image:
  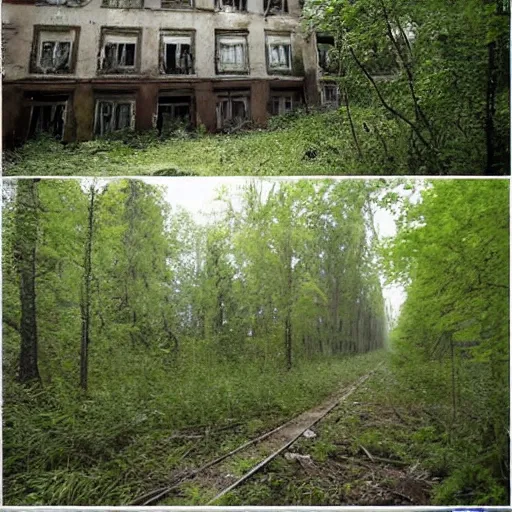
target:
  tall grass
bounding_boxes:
[4,341,385,505]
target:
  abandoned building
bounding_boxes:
[2,0,340,145]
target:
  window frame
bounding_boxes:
[317,34,336,74]
[94,97,136,136]
[265,32,292,74]
[30,25,80,75]
[215,90,250,130]
[263,0,288,16]
[157,94,193,133]
[270,94,294,116]
[159,31,195,75]
[25,93,70,140]
[215,31,249,75]
[98,27,142,75]
[321,82,340,107]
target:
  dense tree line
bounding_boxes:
[382,179,509,503]
[3,178,389,504]
[3,178,386,390]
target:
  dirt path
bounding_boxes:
[137,363,382,505]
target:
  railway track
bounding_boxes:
[131,362,383,506]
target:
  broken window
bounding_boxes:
[94,99,135,136]
[99,31,139,73]
[216,0,246,12]
[263,0,288,15]
[216,92,249,130]
[32,28,77,74]
[266,34,292,73]
[157,96,192,133]
[102,0,143,7]
[316,34,335,73]
[160,34,194,74]
[270,95,293,115]
[216,33,248,74]
[317,44,331,71]
[161,0,193,8]
[321,83,340,107]
[27,94,69,139]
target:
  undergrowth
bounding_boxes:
[3,344,384,505]
[220,359,509,506]
[5,107,416,176]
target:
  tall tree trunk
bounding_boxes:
[80,186,96,392]
[284,234,293,370]
[15,179,41,384]
[285,311,292,371]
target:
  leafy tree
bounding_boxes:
[304,0,510,174]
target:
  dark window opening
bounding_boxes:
[264,0,287,15]
[157,96,192,133]
[216,92,249,130]
[39,41,71,72]
[103,42,136,68]
[270,94,294,115]
[161,0,192,8]
[95,100,134,136]
[317,43,334,72]
[322,83,339,107]
[164,43,193,74]
[317,35,336,73]
[28,99,67,139]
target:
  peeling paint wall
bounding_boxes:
[3,0,315,80]
[2,0,322,144]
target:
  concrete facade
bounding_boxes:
[2,0,323,145]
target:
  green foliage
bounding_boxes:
[304,0,510,174]
[3,105,487,177]
[3,177,389,504]
[432,465,508,505]
[311,440,337,462]
[382,179,510,503]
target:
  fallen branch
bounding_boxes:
[359,444,375,462]
[390,490,413,502]
[371,455,410,466]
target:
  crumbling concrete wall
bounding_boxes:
[2,0,321,143]
[3,0,316,80]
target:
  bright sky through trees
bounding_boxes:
[151,177,407,319]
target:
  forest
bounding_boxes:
[4,0,510,176]
[3,178,510,505]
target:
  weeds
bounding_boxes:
[4,109,416,176]
[4,348,384,505]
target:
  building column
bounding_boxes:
[2,85,25,148]
[195,82,217,132]
[74,84,95,142]
[250,81,270,127]
[136,83,159,132]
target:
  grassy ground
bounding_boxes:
[3,109,407,176]
[216,363,509,506]
[4,348,385,505]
